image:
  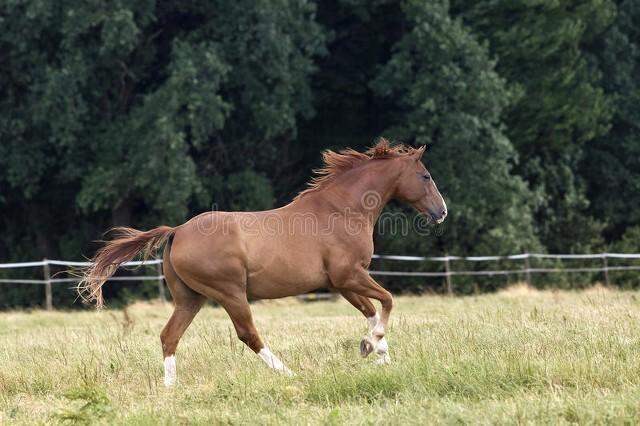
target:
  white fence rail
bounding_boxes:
[371,253,640,294]
[0,258,164,310]
[1,254,639,309]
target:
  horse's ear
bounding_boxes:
[414,145,426,161]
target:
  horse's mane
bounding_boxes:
[294,137,419,200]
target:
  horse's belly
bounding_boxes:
[245,253,328,299]
[247,279,325,299]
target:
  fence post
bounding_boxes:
[524,253,532,287]
[602,254,610,286]
[43,258,53,310]
[444,255,453,296]
[156,263,166,303]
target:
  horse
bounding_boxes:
[79,138,447,386]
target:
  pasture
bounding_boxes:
[1,286,640,425]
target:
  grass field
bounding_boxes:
[1,285,640,425]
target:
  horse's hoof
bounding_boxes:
[360,336,375,358]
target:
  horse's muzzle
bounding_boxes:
[431,209,447,224]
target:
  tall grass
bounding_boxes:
[1,285,640,424]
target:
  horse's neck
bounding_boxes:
[316,161,400,225]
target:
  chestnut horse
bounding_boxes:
[79,138,447,386]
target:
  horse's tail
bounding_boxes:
[78,226,176,309]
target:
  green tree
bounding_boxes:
[0,0,325,258]
[609,225,640,287]
[453,0,615,253]
[371,0,540,262]
[0,0,325,307]
[583,0,640,241]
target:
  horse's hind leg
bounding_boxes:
[339,290,391,364]
[219,294,294,376]
[160,247,205,386]
[174,268,295,376]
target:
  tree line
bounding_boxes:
[1,0,639,306]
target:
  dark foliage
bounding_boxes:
[1,0,639,307]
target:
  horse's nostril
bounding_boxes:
[441,209,447,217]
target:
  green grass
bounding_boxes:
[2,285,640,425]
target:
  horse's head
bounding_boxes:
[393,146,447,224]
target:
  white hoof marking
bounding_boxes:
[258,348,294,376]
[366,313,391,364]
[367,313,380,331]
[164,355,176,387]
[376,336,389,355]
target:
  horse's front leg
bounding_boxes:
[340,290,391,364]
[332,267,393,360]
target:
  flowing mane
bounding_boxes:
[295,137,419,200]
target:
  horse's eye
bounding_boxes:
[423,174,431,181]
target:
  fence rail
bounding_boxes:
[370,253,640,294]
[0,258,164,310]
[1,253,639,309]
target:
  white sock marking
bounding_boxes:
[164,355,176,387]
[258,348,294,376]
[366,312,391,363]
[367,312,380,331]
[376,336,389,354]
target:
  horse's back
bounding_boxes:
[169,210,331,299]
